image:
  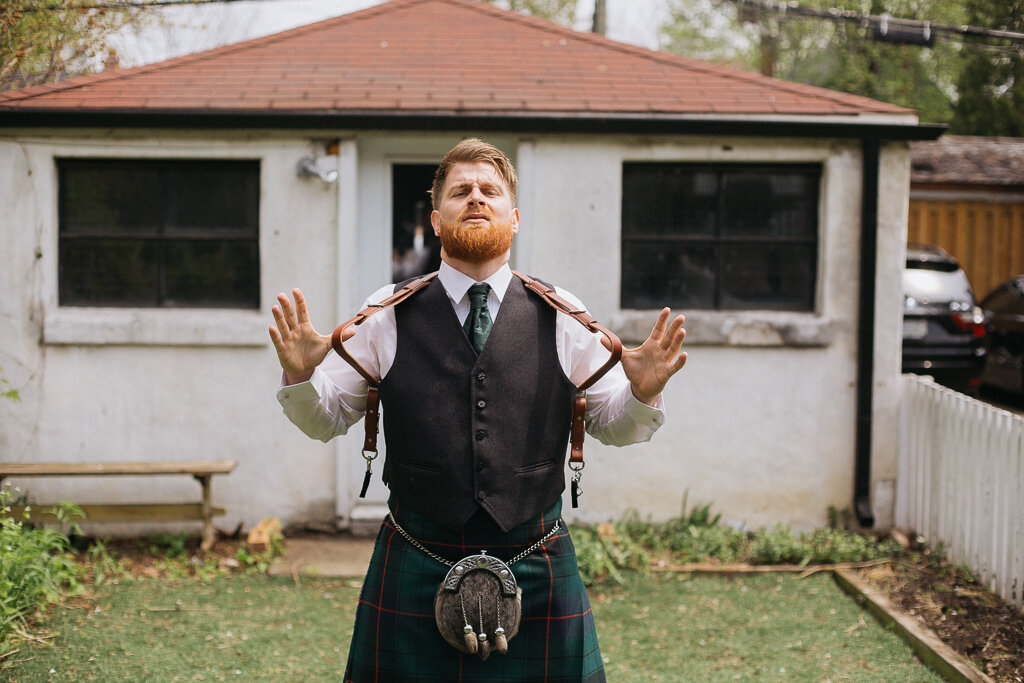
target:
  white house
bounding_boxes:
[0,0,943,537]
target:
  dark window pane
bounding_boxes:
[59,239,160,306]
[622,243,716,309]
[58,159,260,308]
[719,243,817,311]
[623,164,717,236]
[164,240,260,307]
[60,162,163,235]
[166,163,261,235]
[621,163,819,311]
[721,172,776,238]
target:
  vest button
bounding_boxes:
[477,373,486,381]
[477,490,486,500]
[475,430,487,440]
[476,400,486,409]
[477,460,485,471]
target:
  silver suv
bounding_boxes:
[902,243,986,393]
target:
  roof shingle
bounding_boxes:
[0,0,912,119]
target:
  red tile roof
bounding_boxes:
[0,0,912,119]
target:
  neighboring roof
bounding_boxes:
[0,0,939,138]
[910,136,1024,186]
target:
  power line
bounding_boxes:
[22,0,298,12]
[725,0,1024,46]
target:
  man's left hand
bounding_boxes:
[610,308,687,406]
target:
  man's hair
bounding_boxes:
[430,138,518,210]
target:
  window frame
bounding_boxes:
[620,161,823,313]
[57,157,262,310]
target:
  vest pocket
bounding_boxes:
[399,459,443,472]
[515,459,555,474]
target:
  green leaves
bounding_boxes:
[479,0,578,26]
[659,0,1019,130]
[1,1,141,91]
[0,489,85,652]
[952,0,1024,136]
[574,494,904,586]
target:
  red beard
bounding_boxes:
[438,212,515,264]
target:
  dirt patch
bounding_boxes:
[855,554,1024,682]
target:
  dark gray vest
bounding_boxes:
[378,276,577,531]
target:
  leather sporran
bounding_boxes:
[433,552,522,661]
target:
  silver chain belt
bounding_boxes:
[386,512,562,567]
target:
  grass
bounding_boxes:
[10,571,942,681]
[593,572,942,682]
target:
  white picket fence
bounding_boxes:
[897,374,1024,610]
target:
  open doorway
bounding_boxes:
[392,164,441,282]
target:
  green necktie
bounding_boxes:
[464,283,493,354]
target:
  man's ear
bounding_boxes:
[430,210,441,236]
[511,207,520,234]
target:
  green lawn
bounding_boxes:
[11,571,941,681]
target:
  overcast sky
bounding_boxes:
[111,0,673,68]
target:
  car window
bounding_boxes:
[1009,292,1024,315]
[903,267,975,305]
[982,285,1016,313]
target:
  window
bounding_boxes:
[58,159,260,308]
[621,163,820,311]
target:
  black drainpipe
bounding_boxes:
[854,138,880,528]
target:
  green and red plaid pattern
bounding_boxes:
[344,499,606,682]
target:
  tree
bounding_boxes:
[479,0,578,26]
[952,0,1024,136]
[661,0,968,126]
[1,1,140,91]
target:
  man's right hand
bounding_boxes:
[269,288,333,385]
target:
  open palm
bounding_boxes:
[269,288,333,384]
[617,308,687,405]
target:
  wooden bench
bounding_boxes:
[0,460,237,550]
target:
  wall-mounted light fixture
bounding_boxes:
[297,157,339,184]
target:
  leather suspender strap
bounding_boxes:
[331,272,437,499]
[511,272,624,508]
[330,269,624,506]
[331,272,439,387]
[511,271,623,392]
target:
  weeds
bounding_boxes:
[574,494,905,585]
[0,487,85,652]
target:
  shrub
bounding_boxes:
[0,487,84,651]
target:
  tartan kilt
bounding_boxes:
[344,498,606,683]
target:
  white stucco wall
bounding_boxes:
[0,127,910,536]
[0,131,348,534]
[517,136,908,531]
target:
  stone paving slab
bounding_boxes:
[268,536,375,578]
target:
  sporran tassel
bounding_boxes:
[494,594,508,653]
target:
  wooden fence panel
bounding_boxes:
[908,197,1024,299]
[897,374,1024,610]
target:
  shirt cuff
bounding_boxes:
[276,368,323,404]
[624,391,666,429]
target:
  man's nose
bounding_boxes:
[468,188,486,205]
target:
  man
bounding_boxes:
[270,138,687,681]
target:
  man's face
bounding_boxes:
[431,161,520,264]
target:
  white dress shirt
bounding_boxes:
[277,262,665,445]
